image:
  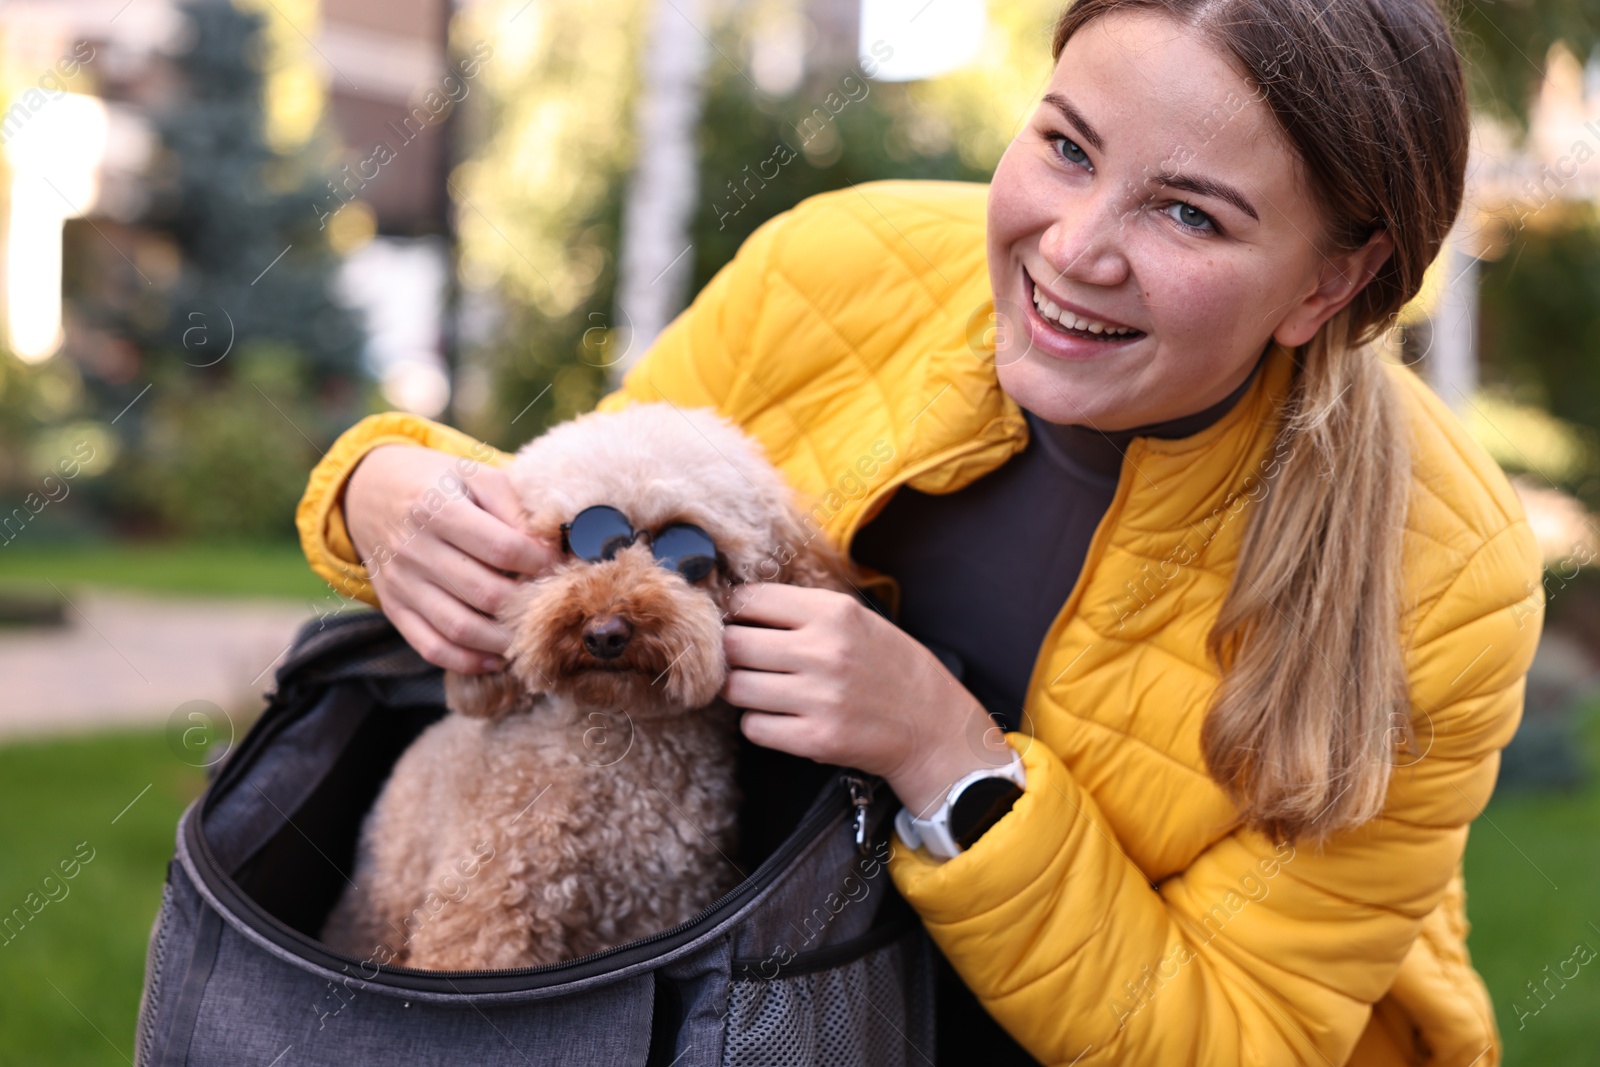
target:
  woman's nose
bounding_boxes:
[1038,191,1132,288]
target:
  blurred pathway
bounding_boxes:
[0,591,318,739]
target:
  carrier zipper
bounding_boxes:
[845,774,874,856]
[186,768,883,994]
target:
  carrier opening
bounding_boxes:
[226,692,837,948]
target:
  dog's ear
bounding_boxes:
[770,515,857,594]
[444,669,531,721]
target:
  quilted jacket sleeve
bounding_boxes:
[296,211,788,604]
[890,517,1543,1066]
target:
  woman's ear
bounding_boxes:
[444,669,532,721]
[1273,228,1395,347]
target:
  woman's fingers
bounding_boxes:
[469,466,549,538]
[726,582,831,628]
[406,535,524,618]
[436,470,558,577]
[737,703,877,769]
[720,666,809,716]
[406,577,511,657]
[347,447,553,579]
[384,599,501,674]
[737,708,815,758]
[722,621,805,674]
[375,550,510,662]
[438,513,553,579]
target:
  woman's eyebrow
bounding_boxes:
[1042,92,1105,152]
[1158,172,1261,222]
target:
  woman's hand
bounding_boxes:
[721,583,1015,816]
[344,444,560,674]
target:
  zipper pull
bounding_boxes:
[845,774,874,855]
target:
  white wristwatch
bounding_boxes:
[895,753,1026,861]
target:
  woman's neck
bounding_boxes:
[1026,348,1268,483]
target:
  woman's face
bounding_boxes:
[987,12,1383,430]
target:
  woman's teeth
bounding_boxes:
[1031,286,1137,337]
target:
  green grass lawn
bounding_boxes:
[0,730,206,1067]
[1462,702,1600,1066]
[0,718,1593,1065]
[0,542,334,601]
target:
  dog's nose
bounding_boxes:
[582,615,633,659]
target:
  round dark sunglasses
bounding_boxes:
[559,505,720,584]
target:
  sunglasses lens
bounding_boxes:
[651,524,718,583]
[566,506,636,562]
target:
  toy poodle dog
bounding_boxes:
[321,403,853,971]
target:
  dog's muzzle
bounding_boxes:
[581,614,633,660]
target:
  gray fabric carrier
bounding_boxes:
[135,611,935,1066]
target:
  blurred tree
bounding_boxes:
[101,345,322,540]
[689,0,1059,300]
[688,46,992,298]
[611,0,710,361]
[1460,0,1600,127]
[448,0,646,450]
[0,355,90,493]
[1478,206,1600,507]
[126,0,362,382]
[70,0,365,540]
[454,0,1062,449]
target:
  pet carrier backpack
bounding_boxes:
[135,610,936,1066]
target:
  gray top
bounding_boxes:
[851,349,1266,732]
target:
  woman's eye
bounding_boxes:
[1164,202,1216,232]
[1047,133,1091,169]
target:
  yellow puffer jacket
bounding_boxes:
[297,181,1543,1066]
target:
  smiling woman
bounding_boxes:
[992,3,1434,844]
[298,1,1541,1064]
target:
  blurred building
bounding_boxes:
[0,0,170,365]
[319,0,455,417]
[320,0,450,236]
[0,0,456,414]
[1429,44,1600,412]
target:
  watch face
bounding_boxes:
[949,777,1023,850]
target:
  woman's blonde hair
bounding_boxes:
[1052,0,1469,843]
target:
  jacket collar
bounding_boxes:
[893,334,1297,537]
[1117,342,1296,537]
